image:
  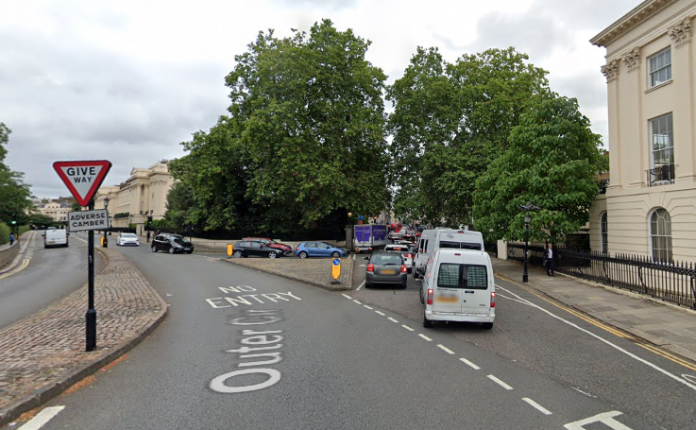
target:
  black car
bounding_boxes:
[151,234,194,254]
[232,240,284,259]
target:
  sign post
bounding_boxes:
[53,160,112,352]
[331,258,341,284]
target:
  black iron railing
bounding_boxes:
[506,244,695,309]
[646,164,675,186]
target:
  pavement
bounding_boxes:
[1,243,695,427]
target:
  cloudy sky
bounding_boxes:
[1,0,640,199]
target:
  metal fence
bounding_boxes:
[506,244,696,309]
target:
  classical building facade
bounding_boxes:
[36,200,72,223]
[590,0,696,262]
[94,160,176,232]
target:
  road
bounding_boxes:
[5,246,694,429]
[0,230,105,329]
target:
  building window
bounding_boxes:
[647,113,674,186]
[648,48,671,87]
[650,208,672,262]
[600,212,608,254]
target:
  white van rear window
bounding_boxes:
[437,264,488,289]
[439,241,482,250]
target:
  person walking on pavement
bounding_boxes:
[545,243,555,276]
[9,233,15,246]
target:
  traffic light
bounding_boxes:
[10,214,17,225]
[147,216,153,230]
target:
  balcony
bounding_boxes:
[646,164,675,187]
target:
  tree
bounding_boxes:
[472,94,603,244]
[0,122,32,225]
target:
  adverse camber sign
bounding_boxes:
[53,160,112,206]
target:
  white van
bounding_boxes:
[414,228,484,278]
[44,228,69,248]
[420,249,495,329]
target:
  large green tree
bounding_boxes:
[472,94,603,244]
[0,123,33,226]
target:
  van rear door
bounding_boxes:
[432,262,463,314]
[460,264,491,315]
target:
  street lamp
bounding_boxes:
[103,197,109,248]
[519,201,540,283]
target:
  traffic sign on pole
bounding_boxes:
[53,160,112,206]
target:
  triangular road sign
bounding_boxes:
[53,160,112,206]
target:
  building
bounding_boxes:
[35,198,74,223]
[94,160,175,233]
[590,0,696,262]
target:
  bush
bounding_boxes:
[0,223,9,245]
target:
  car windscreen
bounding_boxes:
[122,234,137,238]
[437,264,488,289]
[439,241,482,250]
[371,254,402,266]
[173,238,189,245]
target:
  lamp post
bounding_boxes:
[519,201,540,283]
[102,197,109,248]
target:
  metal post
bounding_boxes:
[86,200,97,351]
[523,220,529,283]
[102,197,109,248]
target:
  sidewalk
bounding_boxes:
[0,247,168,428]
[492,258,696,363]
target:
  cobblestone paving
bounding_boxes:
[0,248,167,426]
[225,256,354,290]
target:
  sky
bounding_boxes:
[1,0,640,199]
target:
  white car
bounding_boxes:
[117,232,140,246]
[384,243,414,273]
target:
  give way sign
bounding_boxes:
[53,160,112,206]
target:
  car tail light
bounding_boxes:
[426,289,434,305]
[355,247,360,252]
[367,263,374,272]
[400,265,407,273]
[404,253,412,258]
[490,292,496,308]
[455,253,461,256]
[369,247,373,252]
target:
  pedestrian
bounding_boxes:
[9,233,14,246]
[146,230,151,243]
[545,243,555,276]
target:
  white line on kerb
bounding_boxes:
[496,285,696,392]
[487,374,513,390]
[363,305,373,310]
[419,334,432,341]
[356,281,365,291]
[18,406,65,430]
[353,300,362,305]
[402,325,414,331]
[459,358,480,370]
[375,311,385,316]
[437,344,455,355]
[341,294,352,299]
[388,317,399,323]
[522,398,552,415]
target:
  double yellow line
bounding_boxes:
[0,258,30,281]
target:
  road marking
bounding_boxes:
[17,406,65,430]
[402,325,414,331]
[356,281,365,291]
[418,334,432,341]
[437,344,455,355]
[375,311,385,316]
[388,317,399,323]
[0,258,30,280]
[496,284,696,392]
[459,357,480,370]
[638,343,696,373]
[363,305,373,310]
[487,374,513,390]
[341,294,352,299]
[353,300,362,305]
[522,398,552,415]
[564,411,633,430]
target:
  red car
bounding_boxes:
[242,237,293,255]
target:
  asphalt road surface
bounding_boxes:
[6,246,694,430]
[0,230,105,329]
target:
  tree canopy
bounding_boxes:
[0,122,33,226]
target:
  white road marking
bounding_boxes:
[356,280,365,291]
[418,334,432,341]
[522,398,552,415]
[388,317,399,323]
[437,344,455,355]
[352,254,356,260]
[459,357,480,370]
[402,325,414,331]
[487,374,513,390]
[341,294,352,299]
[17,406,65,430]
[353,300,362,305]
[375,311,385,316]
[363,305,373,310]
[497,284,696,392]
[564,411,633,430]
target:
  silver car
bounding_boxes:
[365,251,408,288]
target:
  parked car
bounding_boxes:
[117,232,140,246]
[151,234,194,254]
[384,243,415,273]
[364,251,408,288]
[295,242,349,259]
[242,237,292,255]
[232,240,285,258]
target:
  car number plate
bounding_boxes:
[436,296,458,303]
[381,269,396,275]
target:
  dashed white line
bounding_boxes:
[375,311,385,316]
[17,406,65,430]
[459,358,480,370]
[363,305,373,310]
[487,374,513,390]
[418,334,432,342]
[356,281,365,291]
[437,344,455,355]
[353,300,362,305]
[402,325,414,331]
[388,317,399,323]
[522,398,552,415]
[341,294,352,299]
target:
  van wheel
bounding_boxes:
[482,322,494,330]
[423,310,433,328]
[419,286,424,304]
